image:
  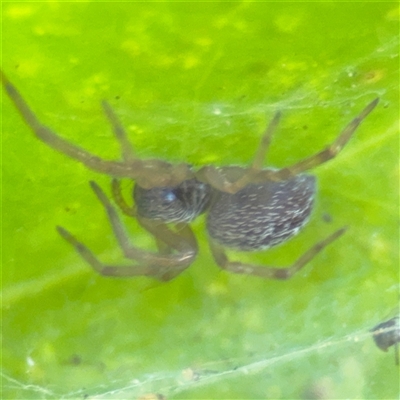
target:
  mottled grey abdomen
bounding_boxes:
[207,174,316,251]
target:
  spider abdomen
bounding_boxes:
[207,174,316,251]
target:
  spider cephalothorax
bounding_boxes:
[134,178,212,223]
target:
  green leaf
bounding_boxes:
[2,2,399,399]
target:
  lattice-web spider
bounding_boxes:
[2,71,379,281]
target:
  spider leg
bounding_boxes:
[57,220,195,282]
[145,222,198,258]
[265,98,380,181]
[101,101,136,162]
[111,178,137,217]
[93,181,196,277]
[196,99,378,193]
[251,110,282,170]
[56,226,154,277]
[1,70,143,176]
[209,226,347,280]
[137,218,198,254]
[57,226,190,281]
[110,175,174,264]
[90,180,196,257]
[56,181,197,281]
[195,112,282,194]
[135,219,199,281]
[1,71,194,187]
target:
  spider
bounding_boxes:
[371,314,400,366]
[2,71,379,281]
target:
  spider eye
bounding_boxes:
[162,190,177,203]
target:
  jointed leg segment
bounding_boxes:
[57,181,197,281]
[267,98,379,181]
[1,71,194,187]
[197,98,379,193]
[102,101,136,162]
[209,226,348,280]
[1,71,142,177]
[111,179,137,217]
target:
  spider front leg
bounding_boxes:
[57,181,197,281]
[1,71,137,177]
[209,227,347,280]
[263,97,380,182]
[91,180,198,276]
[101,100,135,162]
[196,98,379,193]
[1,71,194,187]
[111,178,137,217]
